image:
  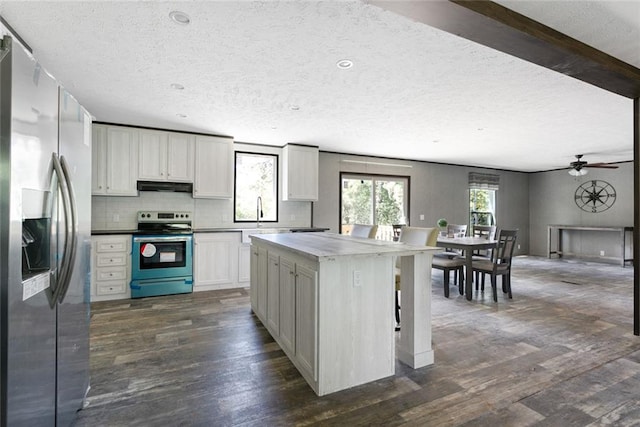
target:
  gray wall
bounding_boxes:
[314,152,530,256]
[529,162,633,260]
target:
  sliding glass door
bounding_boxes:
[340,173,409,240]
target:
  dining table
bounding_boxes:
[436,236,498,300]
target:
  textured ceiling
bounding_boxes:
[0,1,638,172]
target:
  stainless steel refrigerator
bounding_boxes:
[0,31,91,426]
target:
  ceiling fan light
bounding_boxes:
[568,168,588,176]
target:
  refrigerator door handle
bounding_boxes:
[51,153,76,303]
[58,155,78,303]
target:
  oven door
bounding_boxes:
[131,234,193,280]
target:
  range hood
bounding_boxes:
[137,181,193,193]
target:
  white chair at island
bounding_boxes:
[349,223,378,239]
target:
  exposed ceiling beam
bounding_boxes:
[368,0,640,99]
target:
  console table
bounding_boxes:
[547,225,633,267]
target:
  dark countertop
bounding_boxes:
[91,229,138,235]
[91,227,330,236]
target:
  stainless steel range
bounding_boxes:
[130,211,193,298]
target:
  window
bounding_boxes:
[234,152,278,222]
[469,189,496,226]
[340,173,409,240]
[468,172,498,226]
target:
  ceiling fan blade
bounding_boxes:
[586,163,619,169]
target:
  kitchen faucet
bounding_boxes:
[256,196,264,228]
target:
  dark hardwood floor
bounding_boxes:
[75,256,640,426]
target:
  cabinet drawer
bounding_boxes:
[96,267,127,281]
[96,281,127,295]
[96,253,127,267]
[96,240,128,253]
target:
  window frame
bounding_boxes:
[469,188,497,227]
[234,151,279,224]
[339,172,410,238]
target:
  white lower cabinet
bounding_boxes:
[193,233,237,291]
[266,252,280,334]
[193,232,256,291]
[238,245,251,283]
[278,257,296,355]
[293,263,318,381]
[250,246,318,384]
[91,235,132,301]
[250,245,268,322]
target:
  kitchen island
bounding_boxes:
[250,232,440,396]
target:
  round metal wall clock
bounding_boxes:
[574,180,616,213]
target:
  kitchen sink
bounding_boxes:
[241,228,288,244]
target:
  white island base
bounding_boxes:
[250,232,439,396]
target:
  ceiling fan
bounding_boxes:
[568,154,619,176]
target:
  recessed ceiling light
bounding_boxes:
[170,83,185,90]
[336,59,353,69]
[176,113,187,118]
[169,11,191,25]
[271,126,278,130]
[290,105,300,111]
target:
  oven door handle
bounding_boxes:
[133,236,192,243]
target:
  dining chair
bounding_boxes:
[447,224,468,238]
[349,224,378,239]
[471,225,496,257]
[471,229,518,302]
[435,224,468,259]
[434,224,468,289]
[392,224,404,241]
[394,226,438,330]
[431,255,465,298]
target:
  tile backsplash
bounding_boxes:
[92,192,312,231]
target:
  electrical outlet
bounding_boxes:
[600,250,605,256]
[353,270,362,287]
[419,214,425,220]
[517,244,521,250]
[112,214,119,222]
[290,214,296,221]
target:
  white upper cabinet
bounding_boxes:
[167,133,195,182]
[91,125,107,195]
[193,135,234,199]
[92,124,139,196]
[282,144,318,201]
[138,130,194,182]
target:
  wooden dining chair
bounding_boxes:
[431,256,465,298]
[433,223,469,286]
[471,224,497,283]
[349,224,378,239]
[435,224,468,259]
[471,225,496,258]
[447,224,468,238]
[471,229,518,302]
[394,226,438,330]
